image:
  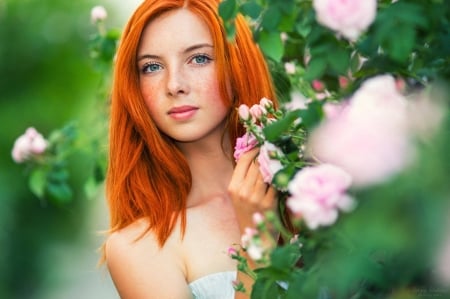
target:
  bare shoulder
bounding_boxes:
[105,219,192,299]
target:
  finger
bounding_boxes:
[229,149,259,191]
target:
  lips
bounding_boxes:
[168,105,199,121]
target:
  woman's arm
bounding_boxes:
[105,223,193,299]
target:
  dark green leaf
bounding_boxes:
[328,48,351,74]
[218,0,237,21]
[263,110,301,142]
[261,6,282,31]
[239,1,262,19]
[303,57,327,81]
[47,182,73,203]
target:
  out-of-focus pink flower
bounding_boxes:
[234,132,258,161]
[252,212,264,225]
[285,92,309,111]
[284,62,296,75]
[308,75,414,187]
[238,104,250,121]
[227,246,238,257]
[247,243,264,261]
[312,80,325,91]
[287,164,354,229]
[12,127,48,163]
[91,5,107,23]
[241,227,258,248]
[257,142,284,184]
[280,32,289,43]
[313,0,377,41]
[339,76,349,89]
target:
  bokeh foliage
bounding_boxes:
[0,0,113,298]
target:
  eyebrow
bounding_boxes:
[137,43,214,62]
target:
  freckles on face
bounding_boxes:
[136,8,230,143]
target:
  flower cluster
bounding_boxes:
[235,95,356,230]
[12,127,48,163]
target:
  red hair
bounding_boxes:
[106,0,277,248]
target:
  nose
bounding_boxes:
[166,67,189,97]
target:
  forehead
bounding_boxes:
[138,8,213,54]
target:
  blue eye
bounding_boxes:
[142,63,162,73]
[192,54,211,65]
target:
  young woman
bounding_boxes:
[104,0,278,298]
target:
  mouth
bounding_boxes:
[168,105,199,121]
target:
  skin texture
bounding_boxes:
[105,2,277,298]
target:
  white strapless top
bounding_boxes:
[189,271,237,299]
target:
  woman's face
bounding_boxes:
[137,8,229,143]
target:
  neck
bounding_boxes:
[176,134,234,206]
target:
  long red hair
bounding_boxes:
[106,0,277,247]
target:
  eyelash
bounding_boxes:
[140,53,213,74]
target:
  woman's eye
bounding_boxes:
[142,63,162,73]
[191,54,211,65]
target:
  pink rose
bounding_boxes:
[313,0,377,41]
[287,164,354,230]
[12,127,48,163]
[249,104,266,121]
[234,132,258,161]
[308,75,414,187]
[238,104,250,121]
[257,142,283,184]
[259,97,274,110]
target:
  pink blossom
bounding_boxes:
[308,75,414,187]
[285,92,309,111]
[227,247,238,257]
[249,104,266,121]
[247,243,264,261]
[312,80,325,91]
[259,97,274,110]
[12,127,48,163]
[339,76,349,89]
[91,5,107,23]
[241,227,258,248]
[238,104,250,121]
[257,142,283,184]
[313,0,377,41]
[234,132,258,161]
[286,164,354,229]
[252,212,264,225]
[284,62,296,75]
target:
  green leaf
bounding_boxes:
[303,57,327,81]
[29,168,47,198]
[218,0,237,21]
[261,6,282,31]
[239,1,262,19]
[47,182,73,203]
[298,100,324,130]
[259,31,284,62]
[387,25,416,63]
[263,110,301,142]
[328,47,351,74]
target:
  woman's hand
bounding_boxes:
[229,149,278,299]
[228,148,277,231]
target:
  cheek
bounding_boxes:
[140,82,162,120]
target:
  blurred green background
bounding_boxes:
[0,1,139,298]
